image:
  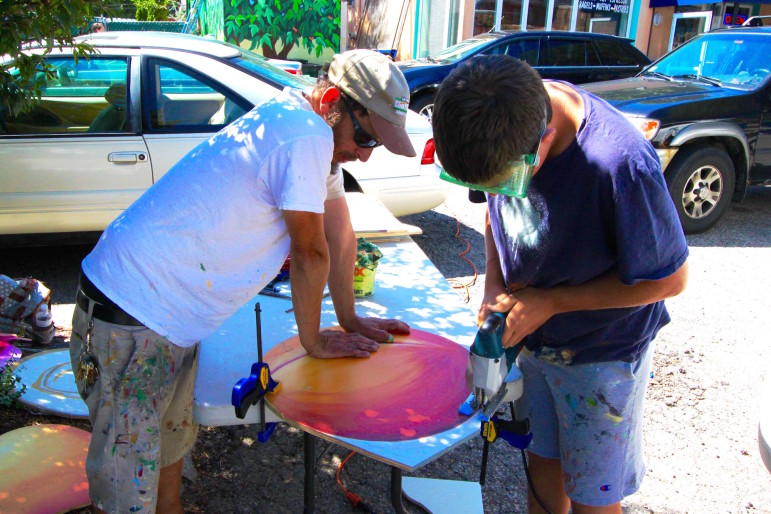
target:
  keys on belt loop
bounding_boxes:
[76,299,100,395]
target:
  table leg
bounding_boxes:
[304,432,315,514]
[391,466,407,514]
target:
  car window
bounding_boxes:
[2,57,129,135]
[648,33,771,89]
[594,40,641,66]
[543,39,587,66]
[431,35,498,64]
[586,42,601,66]
[144,58,248,132]
[228,51,313,90]
[492,39,540,66]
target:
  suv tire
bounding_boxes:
[665,145,735,234]
[410,93,435,122]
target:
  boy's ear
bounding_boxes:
[319,86,341,115]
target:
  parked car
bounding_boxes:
[0,32,447,241]
[267,57,303,75]
[398,30,651,120]
[582,26,771,234]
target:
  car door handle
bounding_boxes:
[108,152,148,164]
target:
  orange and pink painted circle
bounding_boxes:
[265,328,471,441]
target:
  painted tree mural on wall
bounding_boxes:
[200,0,225,40]
[224,0,340,60]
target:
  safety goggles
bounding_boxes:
[439,126,545,198]
[340,95,382,149]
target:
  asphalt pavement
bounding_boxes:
[2,183,770,512]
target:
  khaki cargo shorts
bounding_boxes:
[70,304,199,513]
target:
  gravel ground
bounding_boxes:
[2,184,770,513]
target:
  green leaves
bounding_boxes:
[1,0,109,117]
[0,362,26,408]
[223,0,341,60]
[133,0,173,22]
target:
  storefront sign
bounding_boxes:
[723,13,747,25]
[578,0,630,14]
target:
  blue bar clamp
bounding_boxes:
[231,303,281,442]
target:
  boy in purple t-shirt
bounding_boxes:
[432,55,689,513]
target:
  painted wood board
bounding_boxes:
[0,424,91,514]
[194,238,482,470]
[16,348,89,419]
[346,192,422,238]
[265,328,470,442]
[402,477,484,514]
[0,339,22,367]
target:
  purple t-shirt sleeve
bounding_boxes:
[611,149,689,285]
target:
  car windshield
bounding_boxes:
[431,35,497,64]
[646,32,771,90]
[224,44,314,90]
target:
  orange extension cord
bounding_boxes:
[337,451,369,510]
[448,216,478,303]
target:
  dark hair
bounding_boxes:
[432,55,551,184]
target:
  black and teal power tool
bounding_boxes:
[461,312,524,417]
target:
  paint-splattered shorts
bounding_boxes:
[70,304,199,513]
[515,342,654,506]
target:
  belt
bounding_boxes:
[76,288,143,326]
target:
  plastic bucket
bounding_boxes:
[353,265,377,297]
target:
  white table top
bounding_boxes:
[193,237,483,471]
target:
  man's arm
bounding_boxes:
[323,196,410,341]
[322,196,357,328]
[283,209,331,354]
[284,209,380,358]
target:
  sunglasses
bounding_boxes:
[439,125,546,198]
[340,95,382,149]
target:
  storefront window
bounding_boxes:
[418,0,432,57]
[474,0,496,35]
[552,0,574,31]
[527,0,548,29]
[720,3,753,26]
[575,0,630,36]
[502,0,524,31]
[447,0,461,46]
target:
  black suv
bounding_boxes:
[398,31,650,120]
[583,27,771,234]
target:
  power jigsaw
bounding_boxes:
[463,312,524,417]
[461,312,532,485]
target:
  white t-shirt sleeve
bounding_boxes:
[264,135,334,213]
[326,165,345,200]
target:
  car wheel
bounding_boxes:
[410,94,435,122]
[664,145,735,234]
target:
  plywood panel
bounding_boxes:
[266,328,470,442]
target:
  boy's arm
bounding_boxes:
[497,260,689,348]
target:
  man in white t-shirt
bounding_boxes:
[69,50,416,514]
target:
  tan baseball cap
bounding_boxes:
[328,50,416,157]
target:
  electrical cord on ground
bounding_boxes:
[336,451,373,512]
[506,403,555,514]
[447,216,478,303]
[520,449,556,514]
